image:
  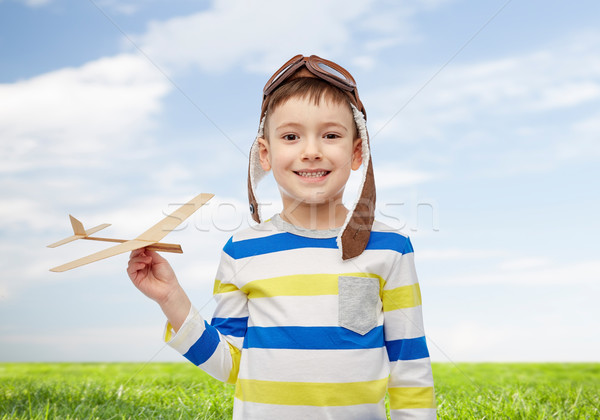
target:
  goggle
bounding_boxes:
[262,54,365,117]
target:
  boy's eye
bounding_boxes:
[324,133,340,139]
[283,134,298,141]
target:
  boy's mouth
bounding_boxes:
[294,170,331,178]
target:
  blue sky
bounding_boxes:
[1,0,599,363]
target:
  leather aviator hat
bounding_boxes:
[247,54,376,260]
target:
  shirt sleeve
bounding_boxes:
[383,236,437,419]
[164,242,248,385]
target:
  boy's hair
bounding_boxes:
[262,77,358,139]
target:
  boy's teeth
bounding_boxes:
[298,171,327,177]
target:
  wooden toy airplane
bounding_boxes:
[48,193,214,272]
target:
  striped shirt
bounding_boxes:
[166,215,436,419]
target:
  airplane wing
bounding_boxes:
[50,240,151,272]
[136,193,214,242]
[47,234,85,248]
[49,193,214,272]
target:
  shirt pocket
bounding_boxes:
[338,276,380,335]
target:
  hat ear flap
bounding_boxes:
[248,169,260,223]
[338,104,375,260]
[339,157,375,259]
[248,114,267,223]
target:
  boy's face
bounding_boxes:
[258,96,362,212]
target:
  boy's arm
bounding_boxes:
[128,247,243,384]
[161,245,248,385]
[383,238,437,420]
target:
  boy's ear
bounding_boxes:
[351,138,363,171]
[258,137,271,171]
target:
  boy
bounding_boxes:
[128,55,436,419]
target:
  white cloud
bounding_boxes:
[0,53,171,173]
[11,0,51,7]
[136,0,358,73]
[0,197,53,231]
[497,257,550,271]
[428,319,600,362]
[97,0,139,15]
[0,53,176,302]
[418,248,505,261]
[368,30,600,173]
[376,166,436,189]
[442,259,600,286]
[374,42,600,133]
[133,0,448,74]
[0,324,178,362]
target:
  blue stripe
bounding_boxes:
[385,336,429,361]
[224,231,413,259]
[210,316,248,337]
[183,321,220,366]
[368,232,414,254]
[223,233,337,259]
[243,325,384,350]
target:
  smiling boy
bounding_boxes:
[128,55,436,419]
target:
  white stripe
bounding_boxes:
[213,291,249,319]
[232,219,280,241]
[166,306,206,354]
[197,340,233,383]
[229,247,350,282]
[238,347,390,382]
[248,295,384,329]
[248,295,338,327]
[389,408,437,420]
[385,251,418,288]
[383,306,426,340]
[388,358,435,387]
[234,399,388,420]
[221,334,244,351]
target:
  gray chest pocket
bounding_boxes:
[338,276,380,335]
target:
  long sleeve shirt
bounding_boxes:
[165,215,436,419]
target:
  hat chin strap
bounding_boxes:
[247,104,375,260]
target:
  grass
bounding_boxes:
[0,363,233,419]
[1,362,598,419]
[433,363,600,419]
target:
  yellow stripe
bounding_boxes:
[383,283,422,311]
[388,386,436,409]
[226,343,241,385]
[164,322,174,342]
[213,279,240,295]
[235,377,388,406]
[212,279,221,295]
[240,272,383,299]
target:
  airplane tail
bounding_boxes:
[70,215,86,235]
[47,216,111,248]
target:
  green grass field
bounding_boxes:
[1,362,598,419]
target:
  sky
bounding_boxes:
[1,0,599,363]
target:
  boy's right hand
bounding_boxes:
[127,248,192,333]
[127,248,178,305]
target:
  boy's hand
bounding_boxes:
[127,248,192,332]
[127,248,178,304]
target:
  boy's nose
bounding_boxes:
[301,137,322,160]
